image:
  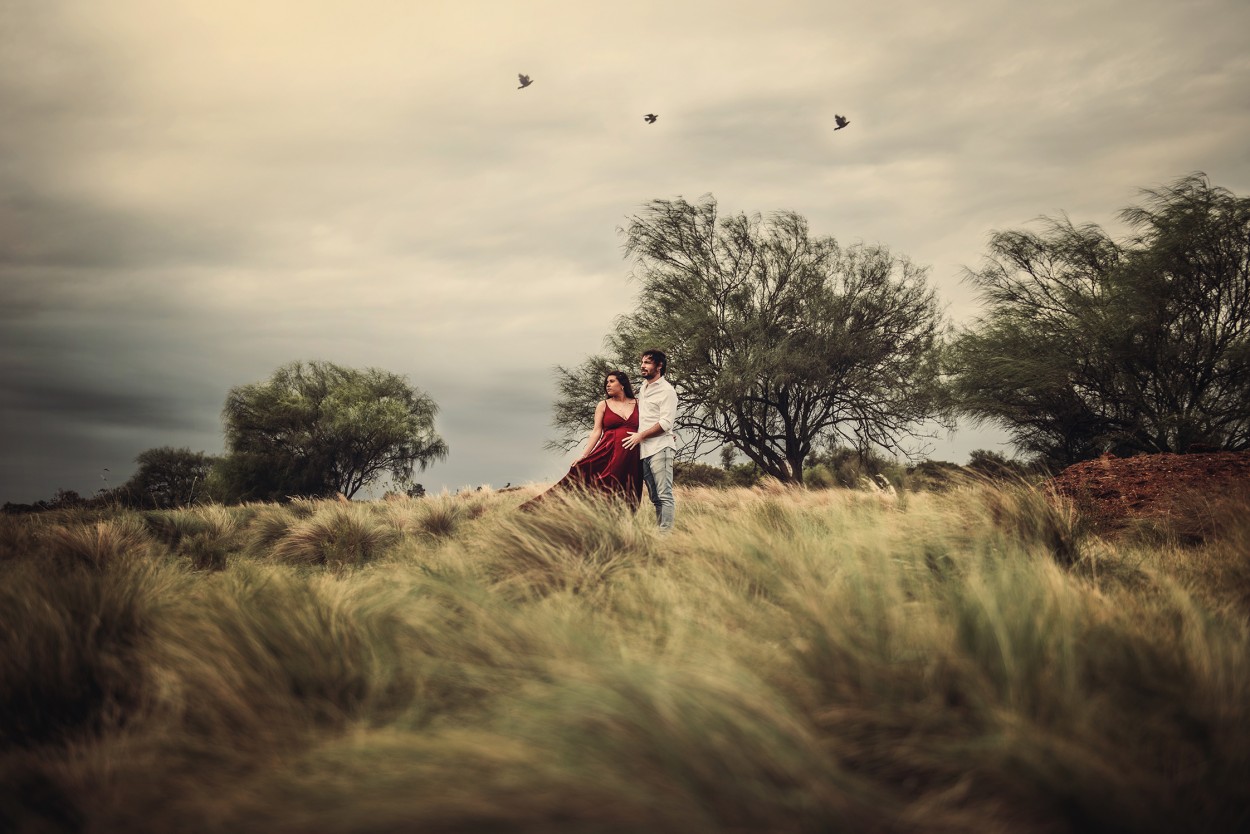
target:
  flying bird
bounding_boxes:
[644,113,658,124]
[517,73,533,89]
[834,114,850,130]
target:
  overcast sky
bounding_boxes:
[2,0,1248,503]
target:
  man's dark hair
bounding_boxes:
[641,349,668,376]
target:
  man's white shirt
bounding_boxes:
[636,375,678,459]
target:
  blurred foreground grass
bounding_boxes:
[2,480,1248,833]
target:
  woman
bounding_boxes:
[521,371,642,510]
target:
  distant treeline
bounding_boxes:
[5,446,1033,515]
[9,173,1249,509]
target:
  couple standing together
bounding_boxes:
[525,349,677,530]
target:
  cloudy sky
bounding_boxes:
[2,0,1248,503]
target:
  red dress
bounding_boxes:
[523,401,642,510]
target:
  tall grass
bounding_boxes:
[0,481,1247,832]
[269,504,400,568]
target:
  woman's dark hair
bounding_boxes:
[604,370,636,400]
[641,349,668,376]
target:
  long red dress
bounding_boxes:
[522,401,642,510]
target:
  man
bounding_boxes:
[623,349,677,531]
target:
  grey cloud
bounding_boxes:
[0,296,238,503]
[0,415,225,506]
[0,353,226,504]
[0,319,224,434]
[2,0,1247,505]
[0,375,200,432]
[671,93,838,169]
[0,188,260,270]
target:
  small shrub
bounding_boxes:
[287,498,319,519]
[247,505,297,553]
[269,506,400,568]
[142,510,210,548]
[751,498,798,535]
[1146,485,1250,547]
[456,492,492,522]
[0,558,180,747]
[0,515,43,562]
[804,464,837,489]
[191,505,241,540]
[480,490,654,597]
[966,449,1033,481]
[904,459,967,492]
[973,480,1087,567]
[674,461,732,488]
[727,462,764,488]
[43,517,156,571]
[145,506,244,570]
[183,533,231,571]
[140,565,420,746]
[807,447,905,490]
[416,500,463,539]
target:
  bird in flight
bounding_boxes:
[834,114,850,130]
[517,74,533,89]
[644,113,658,124]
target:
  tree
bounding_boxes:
[551,196,948,484]
[965,449,1030,480]
[218,361,448,501]
[948,174,1250,467]
[122,447,218,508]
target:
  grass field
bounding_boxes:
[2,480,1248,833]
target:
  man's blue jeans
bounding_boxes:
[641,446,674,531]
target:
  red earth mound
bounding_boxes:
[1050,451,1250,530]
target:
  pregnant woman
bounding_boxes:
[521,370,642,510]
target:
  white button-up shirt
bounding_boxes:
[636,374,678,459]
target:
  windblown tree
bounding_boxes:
[948,174,1250,467]
[122,447,218,509]
[218,361,447,501]
[551,196,947,484]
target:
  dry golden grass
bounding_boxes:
[0,481,1247,833]
[269,504,400,568]
[43,516,157,570]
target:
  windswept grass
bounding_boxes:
[246,503,298,553]
[0,481,1248,832]
[0,555,185,748]
[269,504,400,568]
[475,488,657,598]
[143,505,247,570]
[43,516,157,570]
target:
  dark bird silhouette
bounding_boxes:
[834,114,850,130]
[517,74,533,89]
[644,113,658,124]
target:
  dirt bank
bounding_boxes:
[1050,451,1250,531]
